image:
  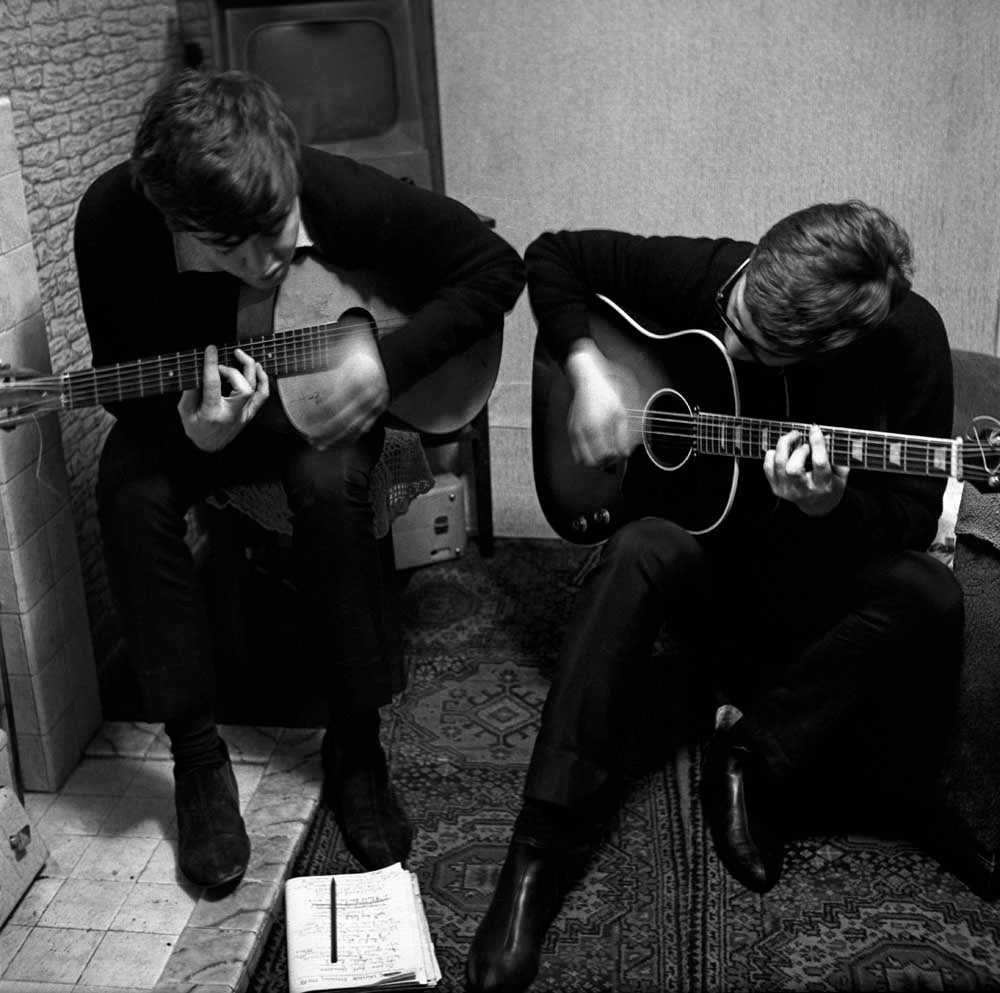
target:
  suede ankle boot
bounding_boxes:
[321,714,413,870]
[174,740,250,889]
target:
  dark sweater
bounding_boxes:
[525,229,954,556]
[73,146,525,442]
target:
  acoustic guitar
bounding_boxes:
[531,294,1000,545]
[0,253,501,437]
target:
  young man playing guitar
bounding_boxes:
[74,69,524,890]
[466,202,964,992]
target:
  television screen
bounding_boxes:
[245,20,398,145]
[218,1,440,190]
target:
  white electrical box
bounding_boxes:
[0,785,47,928]
[392,473,468,570]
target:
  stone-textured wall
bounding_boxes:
[0,1,210,689]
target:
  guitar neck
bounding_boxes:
[59,324,339,410]
[696,412,961,480]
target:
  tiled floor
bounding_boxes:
[0,720,323,992]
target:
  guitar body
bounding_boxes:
[532,296,788,544]
[237,253,501,437]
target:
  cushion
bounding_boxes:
[907,344,1000,899]
[918,482,1000,900]
[205,427,434,538]
[952,348,1000,444]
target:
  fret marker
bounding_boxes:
[888,442,902,466]
[850,438,864,463]
[932,447,947,472]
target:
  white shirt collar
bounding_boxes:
[173,215,315,273]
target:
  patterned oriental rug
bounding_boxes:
[247,539,1000,993]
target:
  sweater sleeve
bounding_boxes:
[299,151,525,400]
[73,164,193,443]
[804,292,955,554]
[524,229,743,365]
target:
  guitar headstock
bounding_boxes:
[0,364,62,429]
[964,415,1000,490]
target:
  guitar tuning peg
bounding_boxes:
[970,414,1000,446]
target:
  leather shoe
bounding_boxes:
[700,729,784,893]
[466,837,584,993]
[322,731,413,870]
[174,744,250,889]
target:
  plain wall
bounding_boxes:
[433,0,1000,537]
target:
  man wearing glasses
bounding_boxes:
[466,201,963,993]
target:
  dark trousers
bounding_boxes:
[97,416,403,725]
[524,516,964,812]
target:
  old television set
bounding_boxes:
[210,0,444,191]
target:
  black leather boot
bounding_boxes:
[700,727,784,893]
[466,836,588,993]
[174,740,250,889]
[322,717,413,870]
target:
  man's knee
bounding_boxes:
[601,517,705,585]
[858,550,965,637]
[892,551,964,624]
[284,445,376,518]
[98,471,184,543]
[97,427,192,537]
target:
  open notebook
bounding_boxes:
[285,863,441,991]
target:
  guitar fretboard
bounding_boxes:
[58,323,346,410]
[696,412,961,479]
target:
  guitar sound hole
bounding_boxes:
[643,388,695,470]
[341,306,376,333]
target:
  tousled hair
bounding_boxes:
[743,200,913,354]
[131,69,301,241]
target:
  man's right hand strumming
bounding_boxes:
[565,337,630,468]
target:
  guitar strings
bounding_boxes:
[10,317,997,485]
[613,407,998,482]
[630,413,998,482]
[12,313,415,404]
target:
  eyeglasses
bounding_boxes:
[715,258,773,366]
